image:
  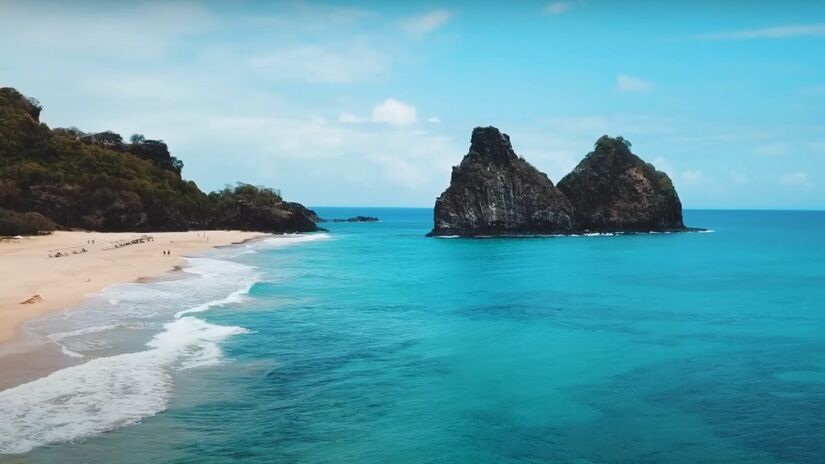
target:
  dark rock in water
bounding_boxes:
[428,127,576,236]
[331,216,379,223]
[557,135,685,232]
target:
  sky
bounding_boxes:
[1,1,824,209]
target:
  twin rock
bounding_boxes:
[429,126,689,237]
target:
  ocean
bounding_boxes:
[2,209,825,464]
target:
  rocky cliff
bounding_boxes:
[428,127,576,236]
[557,135,685,232]
[429,128,687,237]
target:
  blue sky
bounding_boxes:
[1,1,824,209]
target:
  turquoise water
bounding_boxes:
[4,209,825,463]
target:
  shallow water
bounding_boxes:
[2,209,825,463]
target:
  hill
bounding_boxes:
[0,87,319,234]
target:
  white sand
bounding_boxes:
[0,230,264,344]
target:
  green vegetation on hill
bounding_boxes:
[0,208,56,236]
[0,87,319,234]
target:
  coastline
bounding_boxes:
[0,230,266,348]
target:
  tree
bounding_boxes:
[24,96,42,120]
[130,133,146,144]
[617,136,632,148]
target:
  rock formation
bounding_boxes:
[557,135,685,232]
[331,216,379,223]
[428,127,576,236]
[429,128,688,237]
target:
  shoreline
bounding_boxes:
[427,227,710,238]
[0,231,266,353]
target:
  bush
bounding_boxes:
[0,208,57,236]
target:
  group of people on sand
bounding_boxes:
[163,250,172,256]
[48,246,88,258]
[103,235,154,251]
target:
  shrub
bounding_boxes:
[0,208,57,236]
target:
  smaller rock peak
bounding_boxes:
[469,126,517,163]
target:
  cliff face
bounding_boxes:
[429,127,576,236]
[557,136,685,232]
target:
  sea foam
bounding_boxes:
[0,254,256,454]
[261,232,330,248]
[0,317,246,454]
[0,233,327,455]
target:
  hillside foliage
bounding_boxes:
[0,87,319,234]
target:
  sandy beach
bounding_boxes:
[0,230,264,346]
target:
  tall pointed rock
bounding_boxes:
[428,127,576,236]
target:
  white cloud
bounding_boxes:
[0,2,215,60]
[428,117,442,124]
[247,43,384,84]
[339,99,419,126]
[371,99,418,126]
[681,170,710,185]
[730,172,749,186]
[752,142,792,157]
[651,157,675,178]
[185,111,460,199]
[541,115,675,135]
[808,142,825,155]
[779,172,813,188]
[698,24,825,40]
[543,1,582,15]
[617,74,654,93]
[800,84,825,96]
[402,9,450,36]
[338,112,368,123]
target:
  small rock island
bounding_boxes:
[428,127,690,237]
[429,127,576,236]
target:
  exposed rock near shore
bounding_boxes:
[429,128,688,237]
[557,135,685,232]
[428,127,576,236]
[331,216,379,223]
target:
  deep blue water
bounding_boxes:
[4,209,825,463]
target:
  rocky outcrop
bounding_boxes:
[428,127,576,236]
[283,202,323,225]
[331,216,379,223]
[429,128,688,237]
[209,186,321,233]
[557,135,685,232]
[126,140,183,176]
